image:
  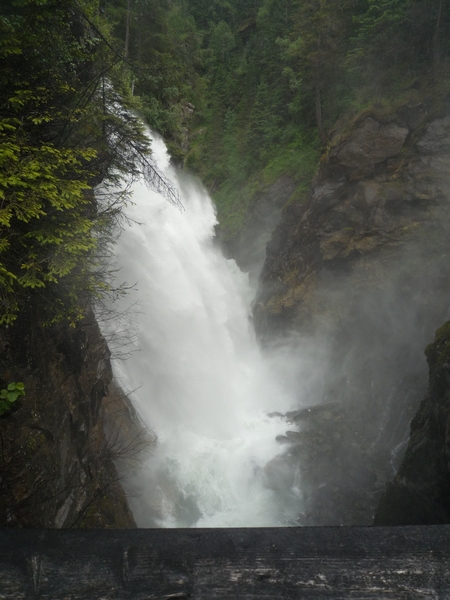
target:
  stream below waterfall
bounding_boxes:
[106,133,305,527]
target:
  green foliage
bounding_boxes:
[262,131,319,188]
[211,127,319,238]
[348,0,450,91]
[210,21,235,63]
[180,0,322,236]
[347,0,411,87]
[2,0,448,310]
[103,0,204,146]
[248,79,282,162]
[0,382,24,416]
[0,0,158,326]
[0,1,100,324]
[176,0,450,239]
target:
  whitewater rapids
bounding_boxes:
[108,133,302,527]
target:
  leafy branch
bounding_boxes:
[0,382,24,416]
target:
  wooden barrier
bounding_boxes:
[1,526,450,598]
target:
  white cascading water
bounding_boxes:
[108,132,303,527]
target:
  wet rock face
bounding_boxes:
[0,309,136,528]
[254,107,450,524]
[267,403,387,526]
[334,117,409,174]
[375,322,450,525]
[416,116,450,154]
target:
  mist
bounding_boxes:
[103,134,311,527]
[101,124,450,527]
[254,219,450,524]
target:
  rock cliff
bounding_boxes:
[375,321,450,525]
[254,103,450,524]
[0,308,137,528]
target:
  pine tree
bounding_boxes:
[286,0,354,144]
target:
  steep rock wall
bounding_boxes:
[375,321,450,525]
[254,105,450,524]
[0,309,136,528]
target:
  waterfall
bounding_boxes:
[108,132,302,527]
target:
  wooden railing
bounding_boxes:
[1,526,450,598]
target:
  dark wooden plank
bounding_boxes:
[1,527,450,598]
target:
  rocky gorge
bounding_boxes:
[0,308,140,528]
[4,97,450,528]
[237,99,450,525]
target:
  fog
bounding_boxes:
[253,222,450,524]
[102,130,450,526]
[105,134,309,526]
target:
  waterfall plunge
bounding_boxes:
[109,133,302,527]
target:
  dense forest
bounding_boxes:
[1,0,449,327]
[108,0,450,237]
